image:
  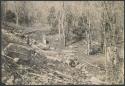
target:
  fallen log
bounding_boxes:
[48,69,72,79]
[2,29,27,45]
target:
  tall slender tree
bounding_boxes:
[14,1,19,25]
[102,1,123,84]
[1,1,6,23]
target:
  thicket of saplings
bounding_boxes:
[4,7,102,55]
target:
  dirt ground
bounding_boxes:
[2,27,123,85]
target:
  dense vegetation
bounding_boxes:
[1,1,124,85]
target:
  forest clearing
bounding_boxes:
[1,1,124,85]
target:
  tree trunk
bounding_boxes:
[87,15,91,55]
[87,31,90,55]
[16,13,19,25]
[58,11,62,50]
[58,2,65,49]
[105,18,122,84]
[1,1,7,22]
[14,2,19,25]
[62,1,66,47]
[100,14,105,53]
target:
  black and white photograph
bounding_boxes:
[1,1,124,85]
